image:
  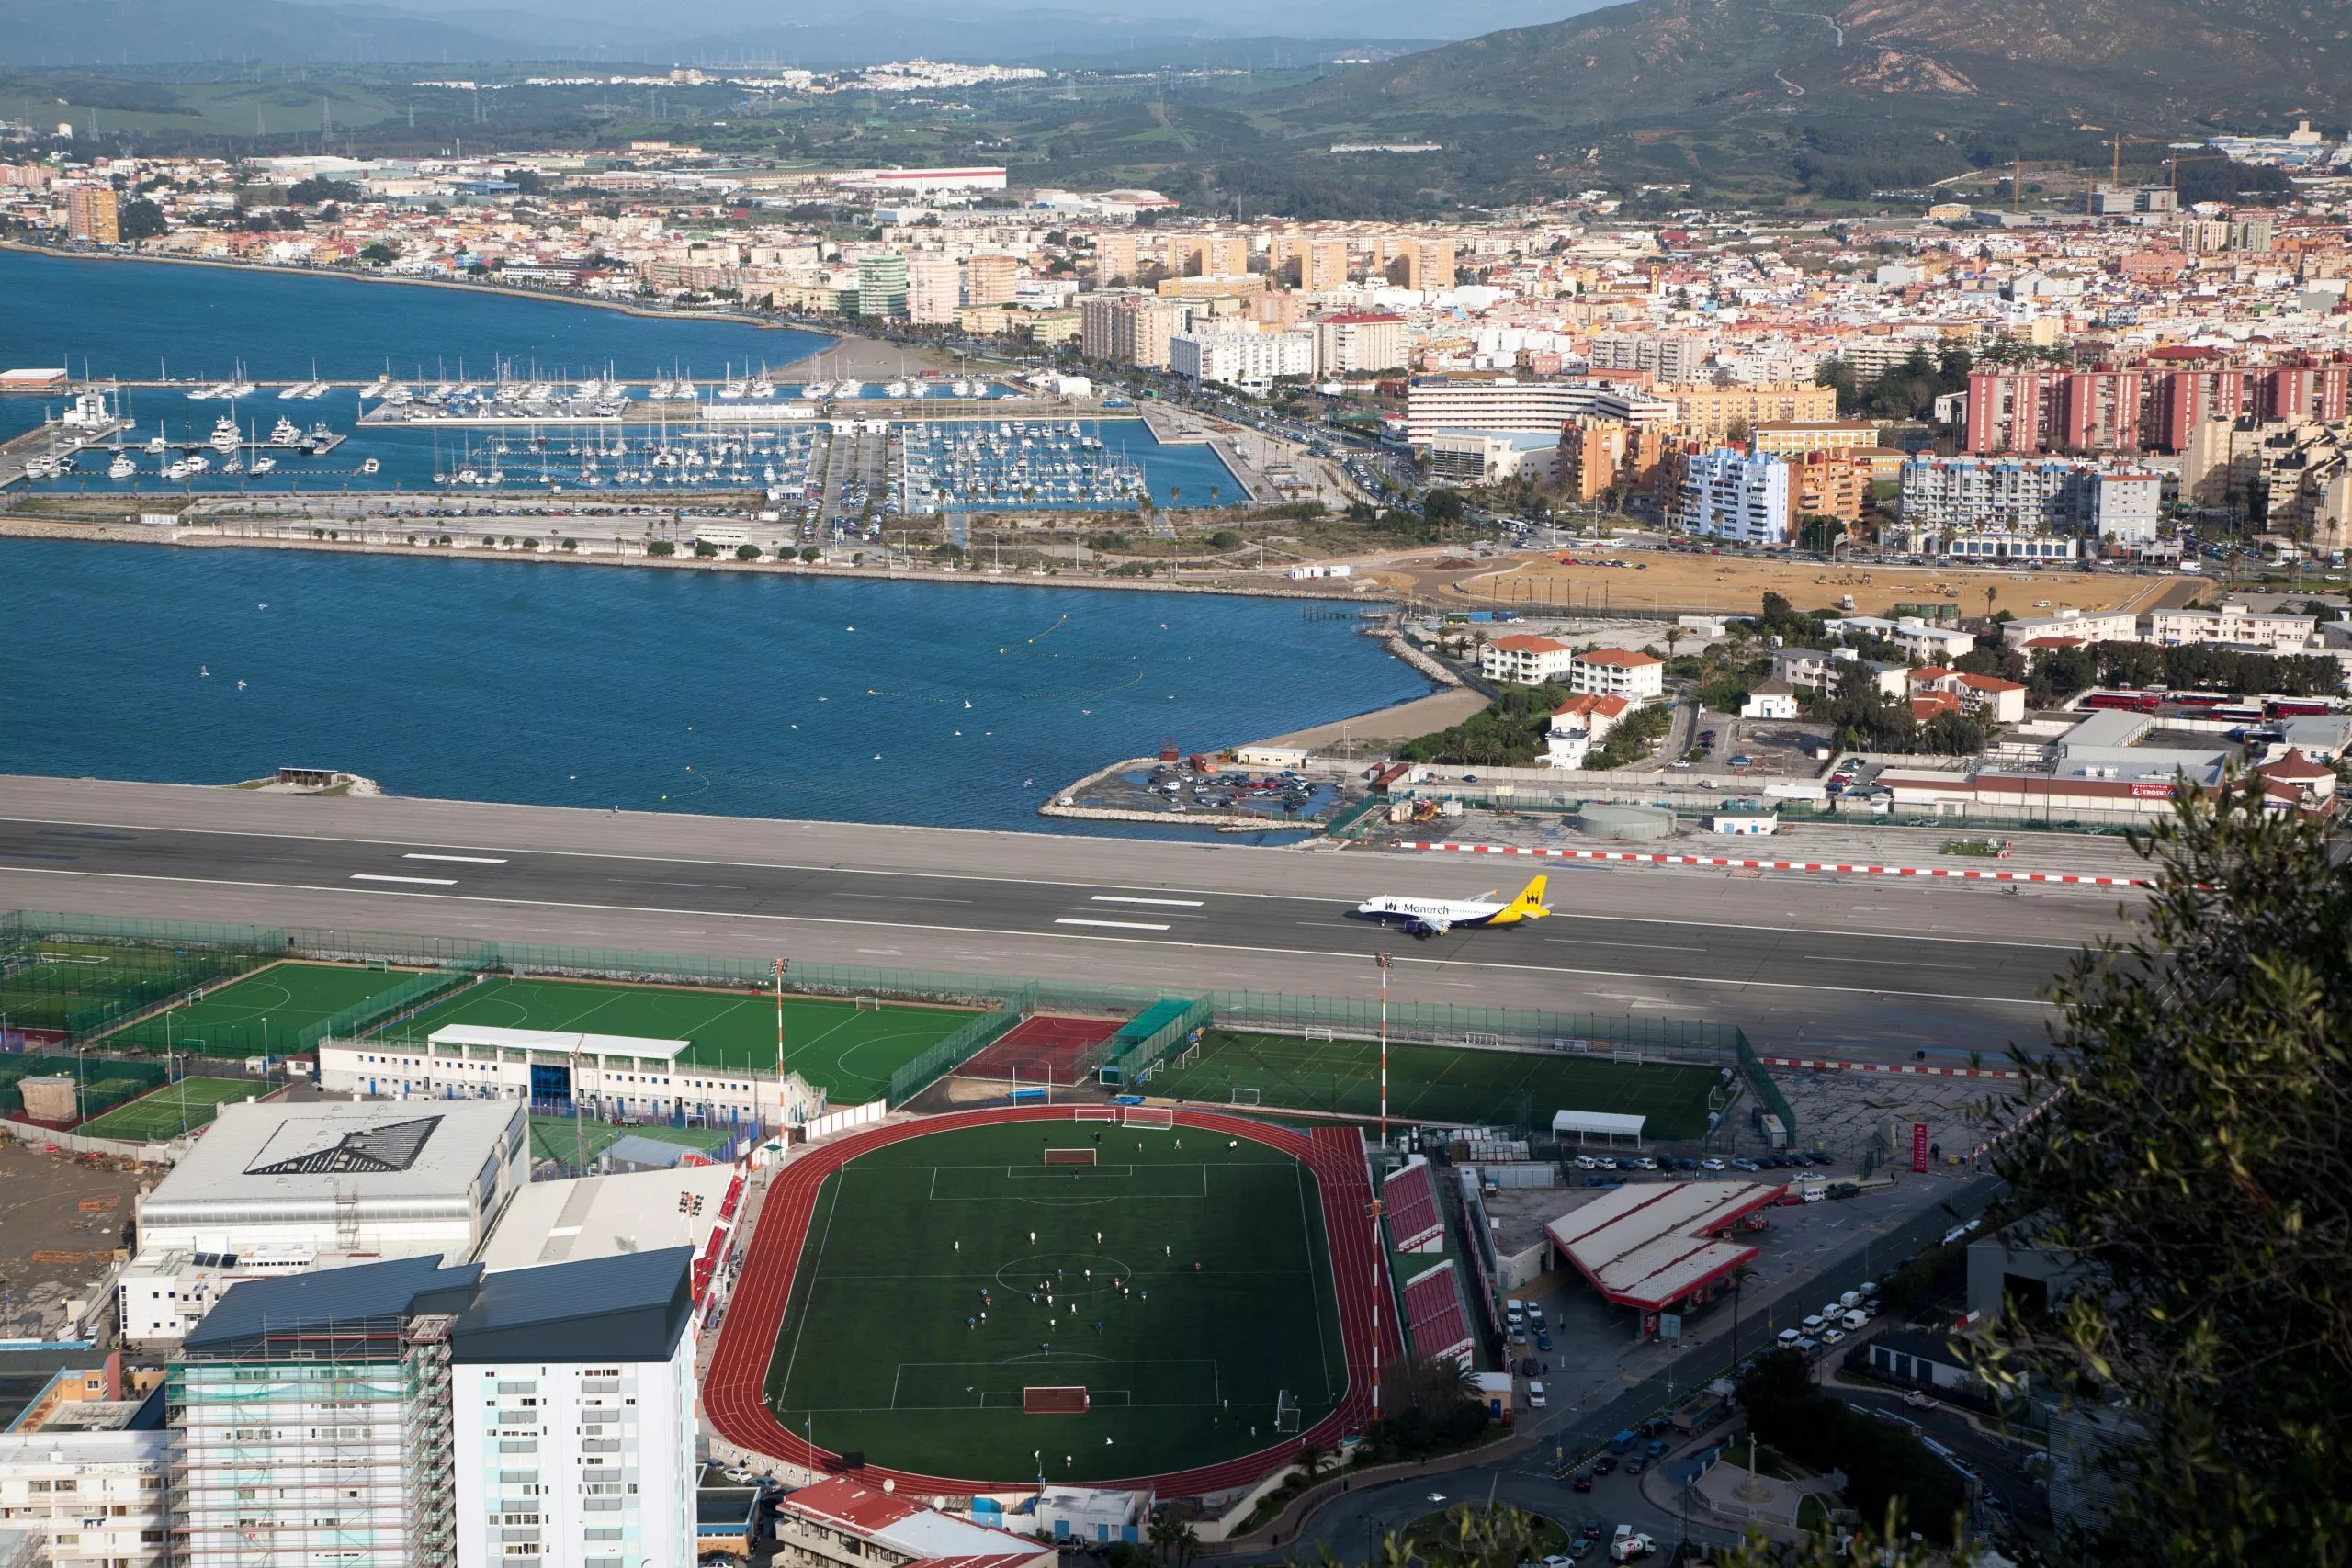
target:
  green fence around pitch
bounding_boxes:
[886,1007,1025,1106]
[295,962,497,1051]
[1736,1032,1797,1136]
[1104,998,1212,1083]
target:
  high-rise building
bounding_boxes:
[65,183,118,243]
[1079,292,1191,369]
[963,253,1019,307]
[1557,416,1633,503]
[1090,232,1137,285]
[905,254,960,324]
[1169,325,1316,393]
[1315,312,1409,376]
[1678,449,1793,546]
[168,1247,702,1568]
[854,254,909,318]
[1657,381,1838,442]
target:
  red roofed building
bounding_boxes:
[2257,748,2338,812]
[1544,693,1633,769]
[1480,633,1577,685]
[774,1477,1061,1568]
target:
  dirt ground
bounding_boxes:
[1432,552,2198,620]
[0,1139,146,1340]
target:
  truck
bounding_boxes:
[1608,1429,1638,1454]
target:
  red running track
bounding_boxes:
[702,1105,1403,1497]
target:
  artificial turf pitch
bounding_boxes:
[77,1076,262,1141]
[393,976,975,1106]
[525,1115,736,1164]
[100,961,430,1055]
[1148,1032,1722,1139]
[0,941,262,1034]
[763,1119,1347,1483]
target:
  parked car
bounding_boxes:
[1822,1327,1847,1346]
[1777,1328,1802,1347]
[1731,1158,1761,1172]
[1570,1472,1595,1493]
[1624,1458,1646,1476]
[1528,1381,1547,1408]
[1645,1438,1668,1459]
[1699,1156,1726,1171]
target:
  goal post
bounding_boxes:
[854,994,883,1011]
[1302,1026,1337,1042]
[1043,1146,1097,1166]
[1122,1106,1175,1129]
[1230,1087,1261,1106]
[364,957,391,972]
[1274,1389,1300,1433]
[1073,1106,1118,1122]
[1023,1385,1090,1416]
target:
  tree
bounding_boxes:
[359,241,399,265]
[799,546,820,564]
[735,543,761,561]
[1980,778,2352,1563]
[118,198,166,243]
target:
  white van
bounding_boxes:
[1801,1314,1826,1333]
[1527,1380,1547,1408]
[1843,1309,1871,1331]
[1505,1299,1524,1325]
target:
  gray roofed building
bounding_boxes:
[451,1245,695,1365]
[180,1253,483,1356]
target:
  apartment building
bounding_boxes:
[1792,449,1866,524]
[449,1248,700,1568]
[1567,648,1664,703]
[1480,634,1577,685]
[1587,331,1714,385]
[1315,312,1408,376]
[1091,232,1138,284]
[854,253,908,318]
[63,184,117,243]
[963,253,1019,306]
[0,1361,169,1568]
[2145,601,2317,653]
[1678,448,1793,547]
[2000,607,2143,649]
[1425,430,1560,484]
[1656,381,1837,442]
[904,254,959,324]
[1898,457,2163,544]
[1557,416,1633,502]
[170,1247,701,1568]
[1772,647,1907,697]
[1749,420,1880,457]
[1168,325,1315,393]
[1079,292,1192,369]
[1825,615,1978,663]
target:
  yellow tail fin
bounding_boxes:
[1492,875,1551,923]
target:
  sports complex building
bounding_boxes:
[5,909,1799,1511]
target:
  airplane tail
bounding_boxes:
[1492,875,1551,924]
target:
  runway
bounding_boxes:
[0,776,2136,1058]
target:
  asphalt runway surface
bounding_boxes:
[0,777,2137,1058]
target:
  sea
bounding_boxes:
[0,252,1406,836]
[0,539,1422,835]
[0,249,1239,508]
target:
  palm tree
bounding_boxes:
[1148,1513,1188,1564]
[1373,1530,1421,1568]
[1984,584,1998,620]
[1295,1438,1329,1481]
[1726,1259,1760,1366]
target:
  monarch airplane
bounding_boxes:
[1355,875,1552,937]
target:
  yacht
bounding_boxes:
[209,416,242,453]
[107,452,136,479]
[360,457,380,475]
[250,456,277,474]
[269,417,302,447]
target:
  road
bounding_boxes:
[1235,1178,2011,1562]
[0,777,2132,1057]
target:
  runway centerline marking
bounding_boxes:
[1090,896,1205,908]
[349,873,457,886]
[1055,917,1172,931]
[402,852,507,864]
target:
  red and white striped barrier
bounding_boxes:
[1762,1055,2025,1081]
[1393,840,2152,888]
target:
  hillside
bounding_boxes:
[1243,0,2352,203]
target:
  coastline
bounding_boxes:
[0,514,1390,604]
[0,239,828,338]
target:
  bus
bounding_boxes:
[2266,696,2337,718]
[2082,690,2163,715]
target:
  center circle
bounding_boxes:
[990,1252,1134,1298]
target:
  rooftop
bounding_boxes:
[141,1099,524,1230]
[1544,1180,1779,1311]
[185,1254,484,1353]
[478,1165,737,1273]
[430,1023,694,1062]
[452,1244,695,1364]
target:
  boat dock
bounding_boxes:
[0,417,134,491]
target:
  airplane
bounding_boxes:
[1355,875,1552,937]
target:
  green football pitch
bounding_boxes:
[77,1075,263,1142]
[0,941,262,1033]
[764,1120,1347,1483]
[1148,1032,1724,1140]
[101,962,429,1055]
[393,977,975,1105]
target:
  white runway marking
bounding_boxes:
[402,852,507,864]
[1090,896,1204,908]
[1055,918,1170,931]
[349,873,457,886]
